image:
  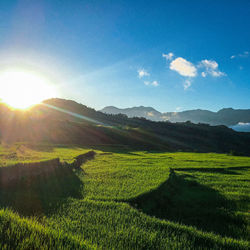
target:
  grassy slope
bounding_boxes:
[0,144,249,249]
[79,151,250,201]
[46,200,248,250]
[0,209,93,249]
[0,143,90,167]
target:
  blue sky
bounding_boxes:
[0,0,249,112]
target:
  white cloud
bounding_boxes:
[199,59,225,77]
[152,80,159,87]
[210,71,225,77]
[162,52,174,61]
[200,59,218,69]
[163,53,227,90]
[170,57,197,77]
[138,69,150,78]
[183,80,191,90]
[230,51,249,59]
[175,107,182,111]
[201,72,206,77]
[144,80,159,87]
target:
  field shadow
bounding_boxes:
[228,166,250,171]
[173,167,241,175]
[174,166,250,175]
[129,171,248,240]
[0,166,84,217]
[88,144,171,155]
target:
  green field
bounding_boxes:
[0,144,249,249]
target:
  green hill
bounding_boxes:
[0,98,250,155]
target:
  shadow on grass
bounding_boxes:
[228,166,250,171]
[129,171,248,240]
[89,144,174,155]
[0,167,83,217]
[173,166,250,175]
[174,167,241,175]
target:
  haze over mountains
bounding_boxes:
[101,106,250,130]
[1,98,250,155]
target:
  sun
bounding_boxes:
[0,70,57,109]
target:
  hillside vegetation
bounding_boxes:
[0,144,249,249]
[1,98,250,155]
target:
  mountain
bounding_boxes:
[1,98,250,155]
[101,106,162,121]
[101,106,250,126]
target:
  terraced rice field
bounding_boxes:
[0,143,249,249]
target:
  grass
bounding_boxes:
[0,209,93,249]
[46,199,249,250]
[79,151,250,201]
[130,169,249,240]
[0,143,249,249]
[0,143,90,167]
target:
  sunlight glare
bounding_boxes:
[0,70,57,109]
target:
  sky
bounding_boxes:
[0,0,249,112]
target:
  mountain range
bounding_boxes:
[101,106,250,127]
[1,98,250,155]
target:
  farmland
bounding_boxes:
[0,143,249,249]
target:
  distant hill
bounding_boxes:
[1,98,250,155]
[101,106,162,121]
[101,106,250,126]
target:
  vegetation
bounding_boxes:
[0,143,90,167]
[0,209,93,249]
[0,144,249,249]
[1,98,250,155]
